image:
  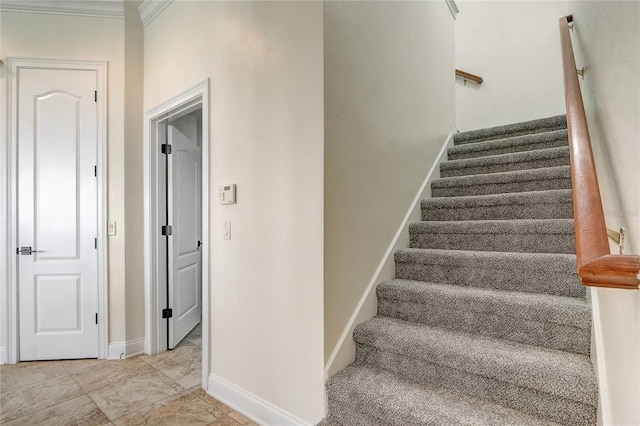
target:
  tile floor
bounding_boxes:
[0,325,257,426]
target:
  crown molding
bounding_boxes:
[0,0,124,19]
[138,0,172,27]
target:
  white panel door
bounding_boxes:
[18,68,98,360]
[168,116,202,349]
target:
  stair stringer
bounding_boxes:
[324,133,454,380]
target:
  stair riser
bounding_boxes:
[440,155,570,178]
[432,177,571,197]
[328,364,574,426]
[422,201,574,221]
[456,126,566,144]
[355,344,597,426]
[448,139,568,160]
[394,261,584,297]
[454,116,567,145]
[377,298,590,355]
[409,231,576,254]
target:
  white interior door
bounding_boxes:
[168,114,202,349]
[17,68,99,360]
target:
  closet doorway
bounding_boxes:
[144,80,210,388]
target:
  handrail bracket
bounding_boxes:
[607,227,625,255]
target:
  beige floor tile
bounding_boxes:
[87,366,185,420]
[185,325,202,345]
[0,374,84,421]
[141,342,201,388]
[0,326,205,424]
[111,388,231,426]
[71,357,155,393]
[0,360,66,394]
[2,394,110,426]
[140,341,199,365]
[59,358,109,373]
[186,339,203,349]
[227,410,253,425]
[207,414,241,426]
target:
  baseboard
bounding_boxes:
[0,347,6,365]
[324,133,454,378]
[208,373,313,426]
[107,338,145,360]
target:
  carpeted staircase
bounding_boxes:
[325,115,598,426]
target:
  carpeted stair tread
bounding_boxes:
[454,115,567,145]
[409,219,575,253]
[377,279,590,354]
[353,316,597,406]
[448,129,568,160]
[316,418,344,426]
[328,363,563,426]
[431,165,571,197]
[354,344,596,425]
[324,401,378,426]
[324,114,598,426]
[440,146,570,178]
[394,248,584,297]
[422,189,573,221]
[377,279,589,329]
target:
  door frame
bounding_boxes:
[143,79,210,388]
[2,58,109,364]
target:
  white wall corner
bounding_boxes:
[589,288,612,426]
[0,0,124,19]
[208,374,316,426]
[107,338,145,360]
[138,0,173,27]
[325,133,454,378]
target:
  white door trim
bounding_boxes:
[143,79,210,388]
[3,57,108,363]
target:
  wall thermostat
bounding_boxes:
[219,184,236,204]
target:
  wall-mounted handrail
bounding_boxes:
[455,69,483,85]
[559,14,640,290]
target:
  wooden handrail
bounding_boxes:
[455,69,483,84]
[559,15,640,290]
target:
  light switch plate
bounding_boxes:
[223,220,231,240]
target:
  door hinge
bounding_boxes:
[95,313,98,324]
[94,238,97,249]
[94,165,97,177]
[161,144,172,154]
[94,91,97,102]
[161,225,172,236]
[162,308,173,319]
